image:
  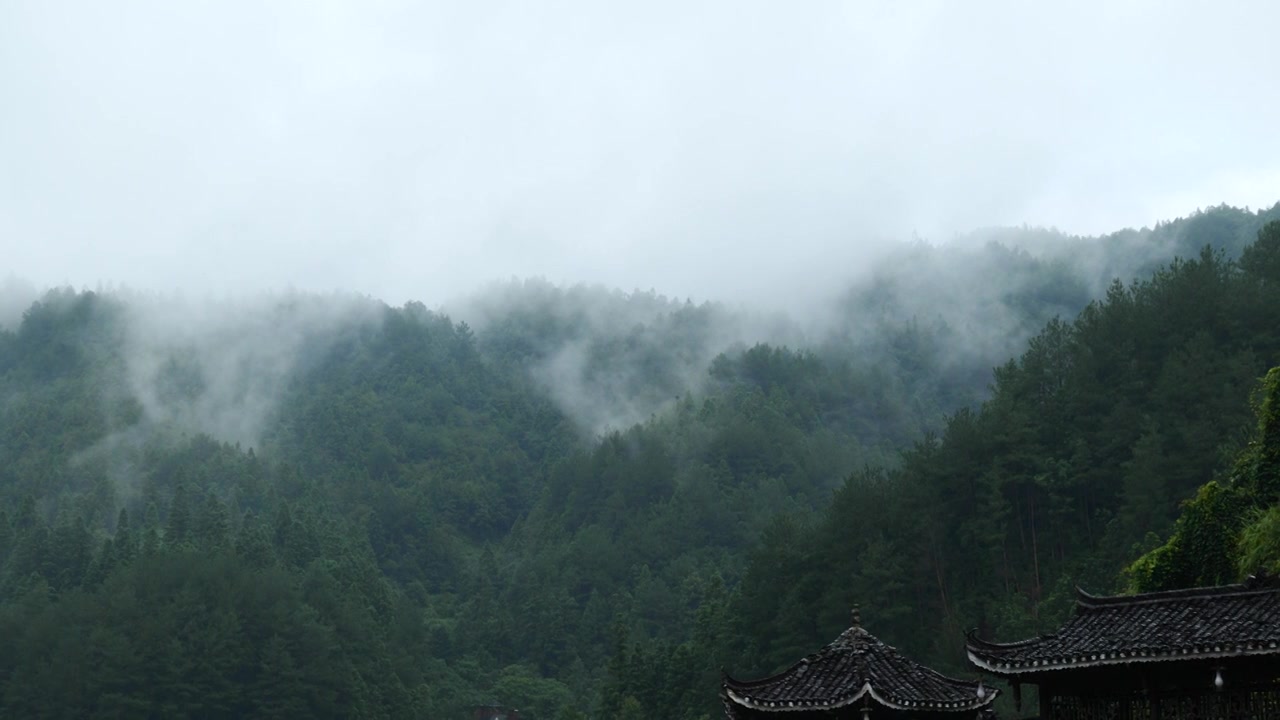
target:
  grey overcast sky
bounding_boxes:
[2,0,1279,308]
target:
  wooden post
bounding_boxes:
[1038,685,1053,720]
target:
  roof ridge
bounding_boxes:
[965,628,1054,650]
[723,653,819,690]
[1075,578,1280,609]
[724,624,866,690]
[966,576,1280,677]
[726,620,996,711]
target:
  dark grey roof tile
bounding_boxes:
[726,618,997,713]
[967,574,1280,675]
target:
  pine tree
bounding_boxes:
[85,538,117,587]
[48,514,92,592]
[598,621,631,718]
[7,521,50,589]
[194,491,230,551]
[252,635,311,717]
[141,502,161,557]
[0,509,12,566]
[114,508,135,566]
[165,484,191,548]
[234,511,276,568]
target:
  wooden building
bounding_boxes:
[723,609,999,719]
[965,573,1280,719]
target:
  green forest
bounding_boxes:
[2,204,1280,718]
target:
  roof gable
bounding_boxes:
[725,612,997,713]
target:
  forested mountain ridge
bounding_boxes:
[712,220,1280,701]
[0,206,1278,718]
[445,203,1280,439]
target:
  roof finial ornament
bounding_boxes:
[851,605,862,629]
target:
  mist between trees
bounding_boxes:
[0,204,1279,717]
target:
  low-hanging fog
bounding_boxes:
[8,205,1271,456]
[4,1,1280,311]
[3,2,1280,441]
[8,8,1280,716]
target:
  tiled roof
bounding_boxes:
[723,612,998,714]
[967,574,1280,676]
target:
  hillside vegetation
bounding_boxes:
[1,206,1278,718]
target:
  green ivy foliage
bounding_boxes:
[1130,363,1280,589]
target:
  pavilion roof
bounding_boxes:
[966,573,1280,676]
[723,611,997,714]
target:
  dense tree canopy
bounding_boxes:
[1,207,1278,717]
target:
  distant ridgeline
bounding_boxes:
[0,209,1278,718]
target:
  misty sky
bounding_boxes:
[3,0,1279,309]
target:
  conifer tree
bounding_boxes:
[165,484,191,548]
[141,502,162,557]
[195,491,230,551]
[235,511,276,568]
[0,509,12,566]
[114,507,135,566]
[90,537,117,586]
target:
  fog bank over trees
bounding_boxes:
[453,203,1280,434]
[3,210,1279,717]
[4,204,1275,449]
